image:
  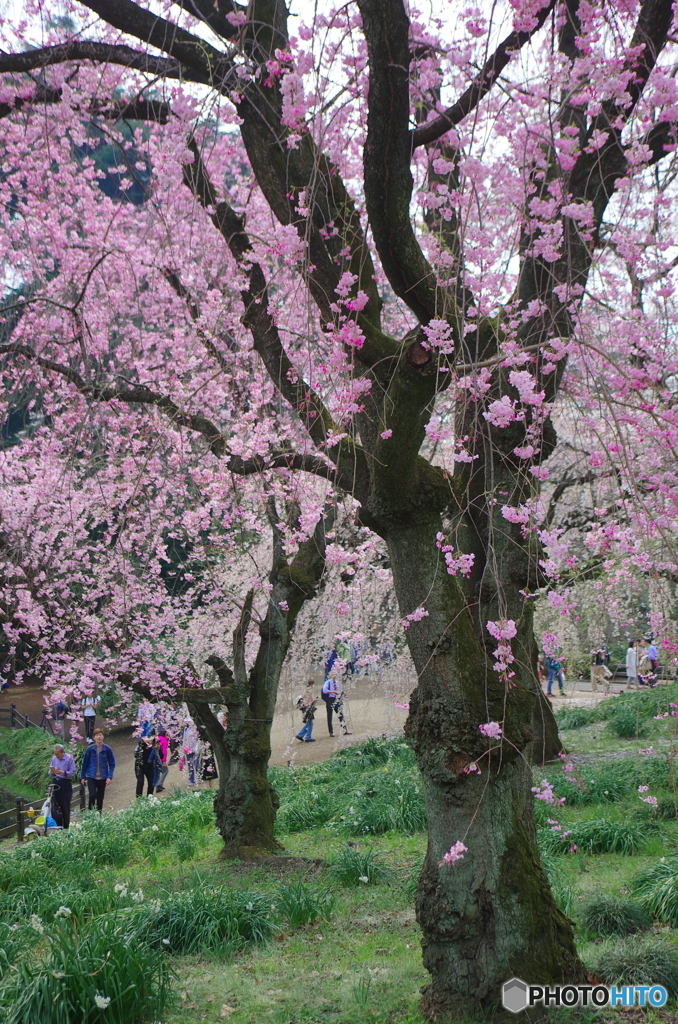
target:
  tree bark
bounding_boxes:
[188,503,334,857]
[385,519,582,1020]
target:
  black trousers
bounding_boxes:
[87,778,106,812]
[85,716,96,739]
[136,766,155,797]
[52,778,72,828]
[321,693,336,735]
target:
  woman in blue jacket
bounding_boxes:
[80,728,115,812]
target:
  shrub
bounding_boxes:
[327,846,394,886]
[539,818,647,856]
[0,912,173,1024]
[632,857,678,927]
[581,894,652,937]
[276,883,335,928]
[149,887,274,956]
[590,936,678,999]
[34,812,133,870]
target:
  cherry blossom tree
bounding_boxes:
[2,0,678,1018]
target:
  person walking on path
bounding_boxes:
[155,727,169,791]
[321,677,340,735]
[134,736,161,798]
[82,693,100,741]
[49,744,76,828]
[624,640,639,691]
[296,684,318,742]
[80,728,115,812]
[645,637,659,677]
[590,647,612,692]
[546,654,565,697]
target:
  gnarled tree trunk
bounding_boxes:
[186,501,334,857]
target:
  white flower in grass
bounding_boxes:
[162,938,170,946]
[193,791,200,797]
[358,876,369,884]
[151,825,159,831]
[55,906,71,918]
[131,890,145,903]
[94,994,111,1009]
[246,902,254,912]
[51,971,65,978]
[113,884,128,897]
[29,914,44,933]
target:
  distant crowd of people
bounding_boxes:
[41,700,220,828]
[538,636,664,698]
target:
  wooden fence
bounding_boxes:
[0,787,86,844]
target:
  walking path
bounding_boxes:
[0,674,658,812]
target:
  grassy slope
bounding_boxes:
[0,698,677,1024]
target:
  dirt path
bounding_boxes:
[0,673,411,812]
[0,673,647,813]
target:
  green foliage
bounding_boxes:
[0,728,56,790]
[589,936,678,999]
[173,833,197,862]
[539,818,647,856]
[581,894,652,937]
[0,922,34,981]
[656,795,678,820]
[555,683,678,731]
[539,755,672,806]
[0,912,173,1024]
[327,846,394,886]
[272,738,426,837]
[631,857,678,927]
[149,887,275,956]
[606,704,651,739]
[275,883,335,928]
[403,857,424,900]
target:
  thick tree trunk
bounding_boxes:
[385,519,583,1021]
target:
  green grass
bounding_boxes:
[0,731,677,1023]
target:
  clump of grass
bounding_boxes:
[327,846,394,886]
[173,833,197,862]
[589,936,678,999]
[276,883,335,928]
[581,894,652,937]
[0,728,56,790]
[656,795,677,820]
[149,887,274,956]
[631,856,678,927]
[0,912,173,1024]
[556,706,599,730]
[403,857,424,900]
[539,818,647,856]
[606,704,651,739]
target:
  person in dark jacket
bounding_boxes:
[295,684,317,742]
[134,736,161,798]
[80,728,115,812]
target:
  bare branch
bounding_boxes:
[357,0,442,323]
[411,0,557,149]
[0,42,189,81]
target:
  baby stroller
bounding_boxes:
[24,782,63,839]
